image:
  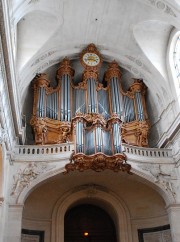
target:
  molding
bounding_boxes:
[51,187,132,242]
[166,203,180,210]
[146,0,177,17]
[0,0,25,144]
[156,112,180,148]
[0,34,16,150]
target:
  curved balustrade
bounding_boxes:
[123,144,172,159]
[14,143,74,161]
[13,143,172,163]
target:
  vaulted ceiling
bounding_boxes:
[7,0,180,145]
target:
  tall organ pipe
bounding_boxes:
[56,58,74,122]
[129,79,147,122]
[105,61,122,117]
[135,92,144,121]
[87,78,97,113]
[76,121,84,153]
[112,122,121,154]
[123,96,135,122]
[95,126,103,152]
[33,74,49,118]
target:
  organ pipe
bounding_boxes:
[129,79,148,121]
[31,44,149,156]
[104,61,123,117]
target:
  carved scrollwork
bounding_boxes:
[11,162,56,197]
[64,152,131,174]
[122,121,149,147]
[30,117,72,144]
[137,163,177,199]
[129,79,147,95]
[30,117,47,144]
[56,57,75,79]
[84,113,107,127]
[82,69,99,82]
[105,61,122,83]
[33,73,50,89]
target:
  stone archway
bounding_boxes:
[64,204,117,242]
[51,185,132,242]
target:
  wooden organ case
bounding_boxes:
[30,44,150,173]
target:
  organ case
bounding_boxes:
[30,44,150,173]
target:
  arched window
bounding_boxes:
[169,30,180,105]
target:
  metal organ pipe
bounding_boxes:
[32,55,149,156]
[95,126,103,153]
[60,74,71,121]
[98,90,109,119]
[135,92,144,121]
[37,87,45,117]
[87,78,97,113]
[112,123,121,154]
[110,77,122,117]
[76,121,84,153]
[123,96,135,122]
[74,89,86,114]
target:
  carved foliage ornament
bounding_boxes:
[11,162,55,197]
[138,163,177,200]
[30,117,72,144]
[105,60,122,83]
[57,57,75,79]
[64,152,132,174]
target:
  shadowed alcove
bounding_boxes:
[64,204,117,242]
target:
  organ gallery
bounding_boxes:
[30,44,150,173]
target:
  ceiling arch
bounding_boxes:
[17,10,59,70]
[133,20,173,81]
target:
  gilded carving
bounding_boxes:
[64,153,131,174]
[122,121,150,147]
[30,117,72,144]
[82,69,99,82]
[30,117,47,144]
[56,57,74,79]
[80,43,102,69]
[30,44,150,175]
[105,61,122,83]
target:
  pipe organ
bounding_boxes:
[30,44,150,173]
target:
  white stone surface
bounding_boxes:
[0,0,180,242]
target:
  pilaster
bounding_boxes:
[5,205,23,242]
[167,204,180,242]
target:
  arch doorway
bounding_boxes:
[64,204,117,242]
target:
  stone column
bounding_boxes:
[167,204,180,242]
[5,205,23,242]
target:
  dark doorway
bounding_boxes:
[64,204,117,242]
